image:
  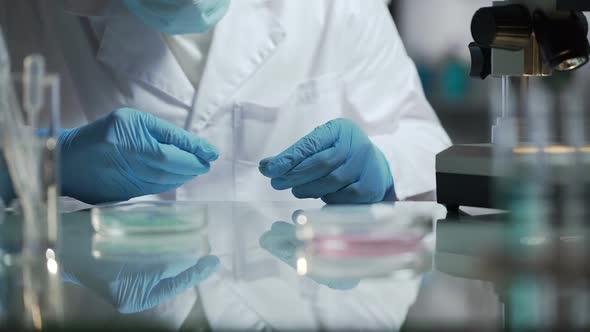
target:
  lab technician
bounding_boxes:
[0,0,451,205]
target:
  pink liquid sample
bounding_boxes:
[309,233,425,257]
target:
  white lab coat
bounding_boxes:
[0,0,451,203]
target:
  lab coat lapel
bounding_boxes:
[96,14,196,107]
[190,0,287,130]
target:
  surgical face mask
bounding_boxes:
[123,0,231,35]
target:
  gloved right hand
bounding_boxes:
[60,108,218,204]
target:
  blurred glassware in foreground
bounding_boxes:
[0,27,62,331]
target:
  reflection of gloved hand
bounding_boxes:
[60,108,219,204]
[260,221,359,290]
[259,119,395,204]
[62,255,220,314]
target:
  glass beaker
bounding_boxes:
[0,55,63,330]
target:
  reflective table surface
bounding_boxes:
[0,201,587,331]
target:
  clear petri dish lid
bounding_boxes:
[293,202,447,242]
[91,201,209,236]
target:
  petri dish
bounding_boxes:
[292,202,446,279]
[91,201,209,236]
[294,202,445,243]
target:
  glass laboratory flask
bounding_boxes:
[0,55,63,330]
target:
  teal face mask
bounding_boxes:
[123,0,231,35]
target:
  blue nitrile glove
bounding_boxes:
[62,255,220,314]
[259,221,360,290]
[59,108,219,204]
[259,119,395,204]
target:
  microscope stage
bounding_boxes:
[436,144,497,211]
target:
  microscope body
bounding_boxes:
[477,0,589,77]
[435,0,590,211]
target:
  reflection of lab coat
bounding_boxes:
[0,0,450,202]
[102,201,422,330]
[58,202,422,330]
[199,202,421,331]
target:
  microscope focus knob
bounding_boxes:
[469,42,491,80]
[471,4,532,50]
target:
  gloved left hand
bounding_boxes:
[59,108,219,204]
[259,119,395,204]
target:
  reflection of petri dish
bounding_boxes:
[309,232,426,257]
[299,231,431,279]
[91,202,208,236]
[92,231,211,263]
[298,248,431,279]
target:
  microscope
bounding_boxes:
[436,0,590,211]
